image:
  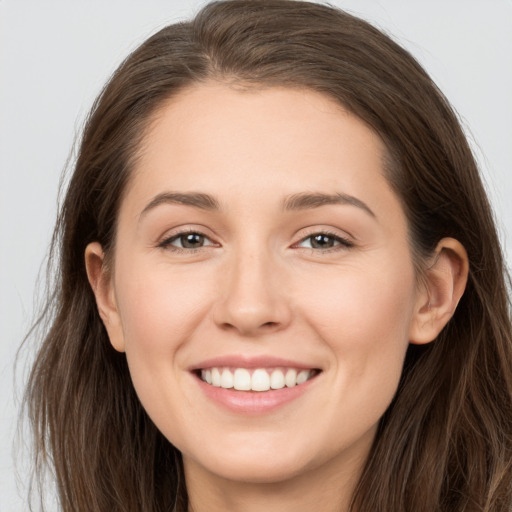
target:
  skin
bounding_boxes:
[86,83,468,512]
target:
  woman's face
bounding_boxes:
[100,84,426,485]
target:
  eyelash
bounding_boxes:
[158,228,354,255]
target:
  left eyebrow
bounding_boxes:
[282,192,376,218]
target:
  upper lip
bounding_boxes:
[189,355,321,371]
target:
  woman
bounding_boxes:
[25,0,512,511]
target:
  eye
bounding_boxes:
[159,230,216,251]
[296,232,353,251]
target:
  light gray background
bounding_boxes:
[1,1,511,510]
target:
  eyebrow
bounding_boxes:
[282,192,376,217]
[140,192,221,219]
[139,190,376,219]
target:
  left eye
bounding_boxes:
[297,233,352,250]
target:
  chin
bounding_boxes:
[201,455,310,485]
[182,435,322,485]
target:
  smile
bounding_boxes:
[199,367,318,391]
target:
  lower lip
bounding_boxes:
[194,373,319,415]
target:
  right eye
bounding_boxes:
[159,230,216,252]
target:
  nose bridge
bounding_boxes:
[213,238,291,336]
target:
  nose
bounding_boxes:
[212,247,292,337]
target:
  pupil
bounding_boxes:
[312,234,333,248]
[182,233,203,248]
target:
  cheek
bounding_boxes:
[115,263,212,350]
[299,257,416,406]
[112,263,217,440]
[302,258,414,339]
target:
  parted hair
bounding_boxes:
[25,1,512,511]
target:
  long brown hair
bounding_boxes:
[25,1,512,510]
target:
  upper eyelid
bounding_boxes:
[159,229,216,247]
[295,226,354,243]
[158,224,216,242]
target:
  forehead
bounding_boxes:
[122,83,402,228]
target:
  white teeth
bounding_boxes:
[211,368,221,387]
[220,369,234,388]
[270,370,285,389]
[296,370,310,385]
[252,369,270,391]
[285,369,297,388]
[233,368,251,391]
[200,367,316,391]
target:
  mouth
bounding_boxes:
[196,366,321,392]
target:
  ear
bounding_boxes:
[409,237,469,345]
[85,242,126,352]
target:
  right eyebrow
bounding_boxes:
[139,192,221,221]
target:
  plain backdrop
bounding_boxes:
[1,0,511,509]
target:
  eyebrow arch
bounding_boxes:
[140,192,222,220]
[139,190,376,220]
[282,192,376,218]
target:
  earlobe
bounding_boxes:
[409,238,469,345]
[84,242,126,352]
